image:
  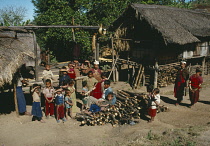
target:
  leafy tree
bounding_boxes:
[0,5,27,26]
[32,0,194,61]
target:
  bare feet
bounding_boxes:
[40,120,45,123]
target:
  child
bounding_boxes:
[55,89,66,123]
[67,62,76,80]
[98,92,116,110]
[42,64,54,84]
[31,84,45,123]
[148,88,160,123]
[68,80,77,114]
[65,89,73,119]
[81,81,88,111]
[42,79,55,118]
[85,71,98,91]
[59,69,71,87]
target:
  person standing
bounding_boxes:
[174,61,189,106]
[43,79,55,118]
[189,68,203,107]
[15,70,30,115]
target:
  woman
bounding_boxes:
[174,61,189,105]
[189,68,203,107]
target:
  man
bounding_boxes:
[189,68,203,107]
[90,60,102,81]
[174,61,189,106]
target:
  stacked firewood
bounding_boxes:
[158,66,178,87]
[75,90,144,126]
[75,90,169,126]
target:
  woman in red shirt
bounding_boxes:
[189,68,203,107]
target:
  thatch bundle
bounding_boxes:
[0,28,35,87]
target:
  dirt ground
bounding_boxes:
[1,70,210,145]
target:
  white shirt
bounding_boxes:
[42,70,53,79]
[17,77,23,87]
[43,87,55,98]
[151,94,160,109]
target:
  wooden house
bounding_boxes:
[109,4,210,88]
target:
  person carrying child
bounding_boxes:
[42,64,54,84]
[55,89,66,123]
[148,88,160,123]
[42,79,55,118]
[65,89,73,119]
[31,84,45,123]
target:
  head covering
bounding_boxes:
[196,67,202,73]
[181,61,186,64]
[60,69,67,72]
[94,60,99,65]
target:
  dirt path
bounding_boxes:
[1,68,210,145]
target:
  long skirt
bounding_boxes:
[32,102,42,117]
[148,108,157,117]
[174,82,185,103]
[32,102,42,121]
[90,82,102,99]
[189,89,200,105]
[16,86,26,113]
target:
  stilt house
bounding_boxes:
[110,4,210,88]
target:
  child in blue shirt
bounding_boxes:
[55,89,66,123]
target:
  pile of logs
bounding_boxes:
[158,66,178,87]
[75,90,169,126]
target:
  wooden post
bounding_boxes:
[202,57,206,74]
[47,48,50,64]
[154,61,159,88]
[96,42,99,61]
[13,83,19,117]
[111,37,116,82]
[127,57,130,82]
[33,32,39,82]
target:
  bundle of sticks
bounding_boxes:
[75,90,169,126]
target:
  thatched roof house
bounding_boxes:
[110,4,210,87]
[0,27,36,87]
[110,4,210,65]
[111,4,210,50]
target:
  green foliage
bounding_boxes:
[32,0,194,61]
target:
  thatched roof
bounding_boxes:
[111,4,210,45]
[0,27,35,87]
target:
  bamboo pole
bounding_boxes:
[133,65,142,89]
[111,37,116,82]
[154,62,159,88]
[137,66,144,87]
[13,83,19,117]
[33,32,39,82]
[96,42,99,61]
[202,57,206,75]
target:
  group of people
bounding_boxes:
[15,59,204,124]
[30,60,117,123]
[174,61,203,108]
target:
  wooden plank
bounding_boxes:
[33,32,39,82]
[154,62,159,88]
[13,83,19,117]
